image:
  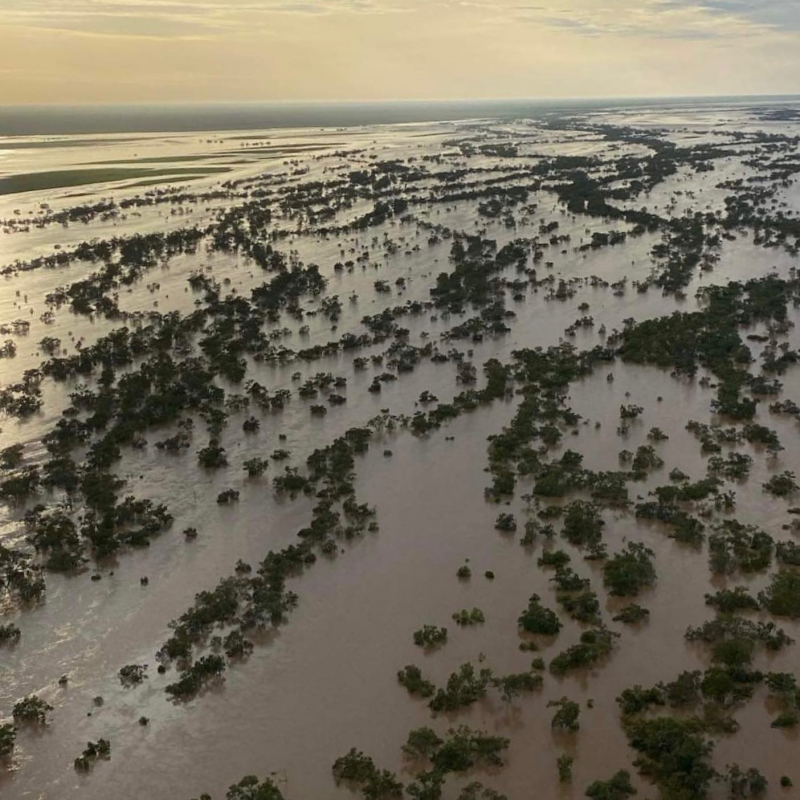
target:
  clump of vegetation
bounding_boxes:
[216,489,240,504]
[686,616,792,665]
[494,513,516,533]
[243,457,269,477]
[561,501,604,548]
[198,440,228,468]
[552,565,589,593]
[550,627,618,676]
[429,662,493,713]
[491,671,543,702]
[708,452,752,480]
[397,665,435,699]
[12,695,53,724]
[619,404,643,420]
[548,697,580,731]
[617,684,667,716]
[165,654,226,698]
[612,604,649,624]
[402,726,443,759]
[709,521,773,574]
[518,594,561,635]
[557,754,573,783]
[273,468,310,495]
[452,608,485,626]
[413,625,448,649]
[635,500,704,546]
[759,569,800,618]
[557,586,601,625]
[623,716,714,799]
[630,445,664,477]
[196,774,287,800]
[538,549,571,568]
[585,770,636,800]
[74,738,111,771]
[776,541,800,566]
[0,444,24,469]
[771,711,799,730]
[332,749,403,799]
[521,518,555,546]
[119,664,148,686]
[764,471,799,497]
[603,543,656,596]
[402,725,510,798]
[724,764,767,798]
[763,672,799,729]
[0,723,16,757]
[219,629,253,659]
[0,623,21,644]
[705,587,759,614]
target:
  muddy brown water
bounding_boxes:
[1,107,800,798]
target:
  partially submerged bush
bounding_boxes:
[397,665,435,698]
[518,594,561,635]
[119,664,148,686]
[12,695,52,724]
[623,716,714,799]
[705,587,759,614]
[585,770,636,800]
[550,628,618,676]
[548,697,580,731]
[74,738,111,771]
[603,543,656,597]
[0,723,16,757]
[612,604,649,624]
[491,671,542,702]
[429,663,493,713]
[495,513,516,533]
[332,749,403,799]
[724,764,767,798]
[764,471,799,497]
[759,570,800,618]
[0,624,21,644]
[413,625,448,649]
[452,608,485,626]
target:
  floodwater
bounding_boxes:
[1,100,800,799]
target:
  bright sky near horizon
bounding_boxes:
[1,0,799,104]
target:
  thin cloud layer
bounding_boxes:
[656,0,800,32]
[1,0,799,102]
[511,0,786,39]
[5,0,398,38]
[6,0,798,39]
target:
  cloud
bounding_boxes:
[655,0,800,32]
[508,0,796,40]
[2,0,399,39]
[10,0,800,42]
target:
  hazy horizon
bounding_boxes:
[2,93,799,136]
[4,91,800,108]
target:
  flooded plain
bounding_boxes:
[1,101,800,799]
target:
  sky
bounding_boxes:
[1,0,799,104]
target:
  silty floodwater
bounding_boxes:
[0,100,800,799]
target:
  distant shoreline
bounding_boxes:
[1,95,799,136]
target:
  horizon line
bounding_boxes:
[2,92,800,110]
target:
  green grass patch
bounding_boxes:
[0,167,230,195]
